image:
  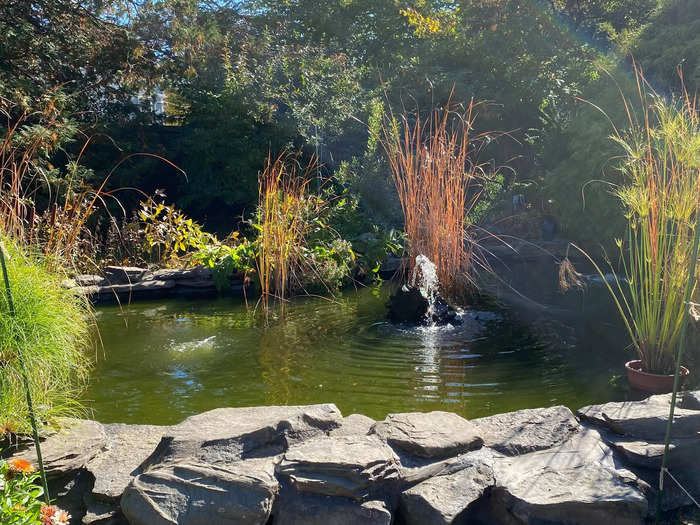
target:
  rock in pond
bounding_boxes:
[386,286,460,326]
[121,459,278,525]
[371,411,483,459]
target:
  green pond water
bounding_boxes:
[87,286,626,425]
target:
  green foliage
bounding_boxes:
[2,0,692,258]
[350,226,405,282]
[190,235,256,290]
[0,459,44,524]
[0,238,90,437]
[299,239,356,294]
[632,0,700,94]
[138,198,214,263]
[574,84,700,374]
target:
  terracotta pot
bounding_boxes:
[625,360,690,394]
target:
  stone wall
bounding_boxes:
[63,257,404,304]
[62,266,247,304]
[9,392,700,524]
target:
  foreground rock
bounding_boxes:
[9,394,700,524]
[274,490,392,525]
[489,428,648,525]
[276,435,400,499]
[86,424,168,502]
[470,405,581,456]
[144,404,342,467]
[579,392,700,512]
[122,460,278,525]
[577,393,700,439]
[399,456,495,525]
[371,411,483,459]
[11,419,107,480]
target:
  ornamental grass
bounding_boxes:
[0,236,91,437]
[380,95,497,298]
[572,67,700,375]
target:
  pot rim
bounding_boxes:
[625,359,690,378]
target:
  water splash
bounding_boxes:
[411,254,440,324]
[171,335,216,353]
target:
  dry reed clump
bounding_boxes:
[558,256,585,293]
[380,96,496,297]
[0,95,180,269]
[255,151,325,313]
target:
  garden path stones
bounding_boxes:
[470,405,581,455]
[13,418,107,480]
[577,393,700,439]
[98,280,176,296]
[143,404,343,467]
[121,459,278,525]
[275,435,400,499]
[370,411,483,458]
[149,267,213,281]
[399,456,495,525]
[86,423,169,502]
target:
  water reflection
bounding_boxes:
[87,286,625,425]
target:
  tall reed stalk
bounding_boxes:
[255,151,320,313]
[380,97,491,297]
[573,68,700,375]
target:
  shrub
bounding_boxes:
[0,458,70,524]
[0,237,91,437]
[299,239,356,294]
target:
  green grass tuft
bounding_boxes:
[0,236,92,437]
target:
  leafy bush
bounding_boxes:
[0,237,90,437]
[0,458,70,524]
[190,233,256,290]
[299,239,355,294]
[138,198,214,264]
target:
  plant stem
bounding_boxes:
[0,241,50,504]
[655,202,700,523]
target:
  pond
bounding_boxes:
[87,285,628,425]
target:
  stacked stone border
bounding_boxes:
[8,391,700,524]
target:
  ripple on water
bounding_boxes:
[87,288,621,425]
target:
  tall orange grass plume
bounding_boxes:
[380,94,494,297]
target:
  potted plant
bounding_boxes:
[572,72,700,393]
